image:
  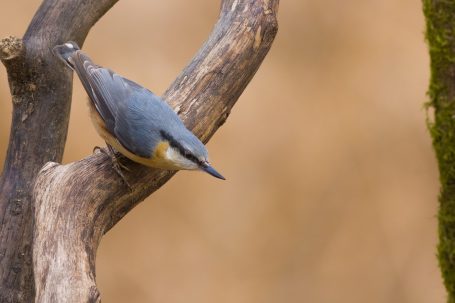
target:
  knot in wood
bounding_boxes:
[0,36,24,61]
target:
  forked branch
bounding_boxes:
[32,0,279,302]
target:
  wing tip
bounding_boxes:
[53,41,81,68]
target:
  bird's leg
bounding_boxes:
[102,144,132,191]
[94,146,130,171]
[107,145,131,172]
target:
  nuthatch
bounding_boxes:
[53,42,225,180]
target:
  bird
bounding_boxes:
[53,41,225,184]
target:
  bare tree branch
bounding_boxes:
[0,0,119,301]
[32,0,278,301]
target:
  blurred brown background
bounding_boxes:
[0,0,444,302]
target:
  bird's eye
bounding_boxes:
[181,149,201,164]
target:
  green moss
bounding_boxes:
[423,1,455,301]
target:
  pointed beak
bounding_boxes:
[201,163,226,180]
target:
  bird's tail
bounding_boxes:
[53,41,80,69]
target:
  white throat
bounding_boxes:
[166,146,199,170]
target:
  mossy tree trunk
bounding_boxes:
[423,1,455,302]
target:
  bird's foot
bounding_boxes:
[99,145,133,191]
[111,156,133,191]
[93,145,103,154]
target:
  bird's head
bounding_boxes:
[154,130,225,180]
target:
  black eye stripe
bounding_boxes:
[160,130,203,165]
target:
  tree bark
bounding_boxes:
[1,0,278,302]
[423,1,455,302]
[0,1,119,302]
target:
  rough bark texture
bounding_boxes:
[0,0,278,302]
[423,1,455,302]
[0,1,119,302]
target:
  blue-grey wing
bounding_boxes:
[71,51,170,158]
